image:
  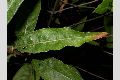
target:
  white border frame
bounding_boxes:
[0,0,7,80]
[0,0,120,80]
[113,0,120,80]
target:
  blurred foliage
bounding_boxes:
[94,0,113,14]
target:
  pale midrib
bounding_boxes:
[49,68,73,80]
[8,0,15,10]
[44,65,74,80]
[24,5,40,34]
[24,20,36,34]
[8,0,24,11]
[16,36,93,48]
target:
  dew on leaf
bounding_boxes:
[22,47,25,49]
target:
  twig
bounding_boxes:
[65,0,98,7]
[48,0,98,14]
[103,51,113,55]
[47,0,60,27]
[77,0,98,6]
[89,26,104,31]
[75,66,108,80]
[70,12,112,28]
[7,46,14,54]
[77,6,96,9]
[7,46,23,56]
[59,0,68,12]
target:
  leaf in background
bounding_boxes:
[93,0,112,14]
[55,18,60,25]
[13,64,35,80]
[72,17,87,31]
[71,0,79,3]
[7,0,24,23]
[15,27,108,53]
[88,41,99,46]
[106,43,112,48]
[104,15,113,48]
[16,0,41,38]
[32,58,83,80]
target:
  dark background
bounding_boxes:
[7,0,113,80]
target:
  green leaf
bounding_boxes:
[104,15,113,48]
[88,41,99,46]
[15,27,108,53]
[7,0,24,23]
[32,58,83,80]
[16,0,41,38]
[72,17,87,31]
[106,43,113,48]
[13,64,35,80]
[104,16,112,37]
[93,0,113,14]
[71,0,79,3]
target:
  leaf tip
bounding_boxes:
[93,32,109,40]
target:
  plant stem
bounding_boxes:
[70,12,112,28]
[47,0,60,27]
[75,66,108,80]
[48,0,98,14]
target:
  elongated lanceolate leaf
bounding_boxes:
[7,0,24,23]
[72,17,87,31]
[32,58,83,80]
[13,64,35,80]
[15,27,108,53]
[93,0,112,14]
[16,0,41,38]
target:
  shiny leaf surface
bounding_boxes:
[7,0,24,23]
[15,27,108,53]
[13,64,35,80]
[94,0,112,14]
[32,58,83,80]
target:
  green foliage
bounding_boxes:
[94,0,113,14]
[7,0,24,23]
[104,15,113,48]
[15,27,107,53]
[32,58,83,80]
[7,0,112,79]
[72,17,87,31]
[13,58,83,80]
[13,64,34,80]
[15,0,41,38]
